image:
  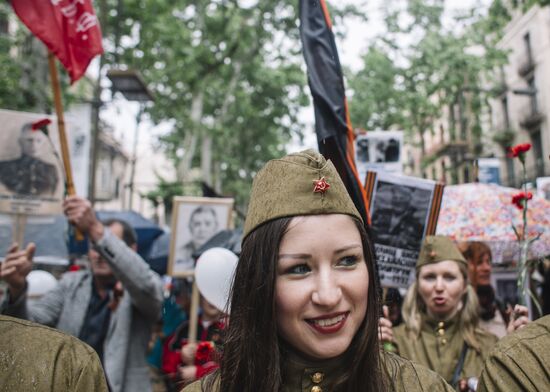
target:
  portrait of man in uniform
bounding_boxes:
[371,182,430,250]
[0,122,59,197]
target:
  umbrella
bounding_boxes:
[96,210,163,257]
[144,228,242,276]
[192,228,243,259]
[144,231,170,275]
[0,214,69,265]
[436,183,550,263]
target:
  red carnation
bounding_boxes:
[508,143,532,162]
[512,191,533,210]
[31,118,52,132]
[195,341,214,366]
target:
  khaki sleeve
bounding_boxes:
[73,350,109,392]
[181,380,203,392]
[477,351,528,392]
[383,351,455,392]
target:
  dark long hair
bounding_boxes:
[203,215,387,391]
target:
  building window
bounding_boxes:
[501,96,510,129]
[523,32,533,65]
[114,178,120,198]
[463,165,470,183]
[527,76,538,114]
[505,157,515,187]
[530,128,545,177]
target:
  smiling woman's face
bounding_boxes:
[275,214,369,360]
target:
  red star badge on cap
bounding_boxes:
[313,177,330,194]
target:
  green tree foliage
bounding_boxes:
[348,0,510,175]
[0,3,86,113]
[99,0,315,212]
[0,4,49,112]
[348,47,403,131]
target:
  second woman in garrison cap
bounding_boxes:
[379,235,529,391]
[184,149,454,392]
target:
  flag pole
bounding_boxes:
[47,51,83,240]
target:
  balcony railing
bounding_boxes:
[519,109,544,129]
[425,139,470,158]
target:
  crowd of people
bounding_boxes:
[1,149,549,391]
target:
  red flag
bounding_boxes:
[11,0,104,83]
[299,0,370,225]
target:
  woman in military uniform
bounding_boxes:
[379,236,529,391]
[184,150,453,392]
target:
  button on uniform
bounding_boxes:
[311,386,322,392]
[311,372,324,384]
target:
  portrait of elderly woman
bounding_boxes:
[0,121,59,197]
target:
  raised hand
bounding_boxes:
[1,242,35,300]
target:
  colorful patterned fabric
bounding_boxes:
[436,183,550,263]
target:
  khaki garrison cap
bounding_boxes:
[416,235,467,270]
[242,149,362,239]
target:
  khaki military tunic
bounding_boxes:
[182,349,454,391]
[477,314,550,392]
[0,315,108,391]
[393,315,498,385]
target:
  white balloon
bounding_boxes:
[195,247,238,314]
[27,270,58,299]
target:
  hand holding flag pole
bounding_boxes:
[11,0,104,241]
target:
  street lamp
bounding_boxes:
[106,69,154,210]
[107,69,155,102]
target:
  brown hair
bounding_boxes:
[203,216,387,392]
[461,242,492,264]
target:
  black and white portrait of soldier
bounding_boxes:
[371,182,430,251]
[0,121,59,197]
[174,205,220,272]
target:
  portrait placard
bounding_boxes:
[355,131,403,184]
[0,109,64,215]
[365,171,444,288]
[168,196,234,277]
[491,268,519,307]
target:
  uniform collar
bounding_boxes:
[281,344,348,391]
[422,311,460,334]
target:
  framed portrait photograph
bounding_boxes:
[168,196,234,277]
[354,130,404,183]
[365,171,444,288]
[0,109,64,215]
